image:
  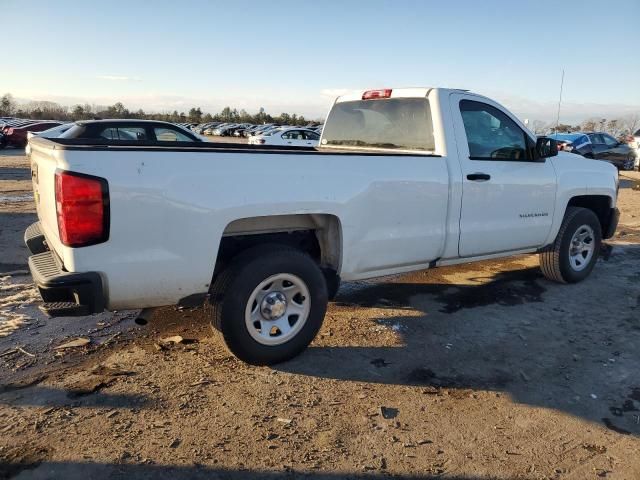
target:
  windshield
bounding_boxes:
[321,97,435,151]
[40,124,72,137]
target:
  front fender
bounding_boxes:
[544,154,617,245]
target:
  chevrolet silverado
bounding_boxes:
[25,88,619,364]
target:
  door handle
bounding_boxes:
[467,173,491,181]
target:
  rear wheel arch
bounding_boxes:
[209,243,329,364]
[213,213,343,293]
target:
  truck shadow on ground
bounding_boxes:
[0,147,25,157]
[277,246,640,437]
[619,176,640,190]
[0,461,496,480]
[0,384,149,409]
[0,211,37,272]
[0,166,31,181]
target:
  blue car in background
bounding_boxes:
[549,132,635,170]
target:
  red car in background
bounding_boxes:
[0,121,62,148]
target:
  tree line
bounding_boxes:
[521,116,639,137]
[0,93,318,126]
[2,92,638,135]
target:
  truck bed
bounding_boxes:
[28,135,450,310]
[33,136,442,157]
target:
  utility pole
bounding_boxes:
[554,69,564,134]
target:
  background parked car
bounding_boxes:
[248,127,320,147]
[549,131,636,170]
[0,118,37,129]
[0,121,63,148]
[588,132,636,170]
[212,124,240,136]
[227,124,252,137]
[549,133,592,155]
[245,125,279,138]
[632,129,640,170]
[26,123,74,141]
[25,123,74,155]
[195,122,218,134]
[55,119,203,143]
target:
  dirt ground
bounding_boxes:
[1,147,639,480]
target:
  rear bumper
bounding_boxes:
[25,222,105,317]
[603,207,620,239]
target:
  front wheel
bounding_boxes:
[540,207,602,283]
[209,244,328,365]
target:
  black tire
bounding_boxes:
[623,154,634,171]
[540,207,602,283]
[0,137,7,149]
[323,268,341,301]
[209,244,328,365]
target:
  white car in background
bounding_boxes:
[248,127,320,147]
[26,123,74,142]
[633,129,640,170]
[25,123,74,155]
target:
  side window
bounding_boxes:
[602,134,618,147]
[99,128,117,140]
[589,134,604,144]
[154,127,193,142]
[282,130,297,140]
[460,100,529,161]
[306,131,320,140]
[117,127,147,141]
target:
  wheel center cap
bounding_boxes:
[261,292,287,320]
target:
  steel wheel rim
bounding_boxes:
[244,273,311,346]
[568,224,595,272]
[625,156,633,170]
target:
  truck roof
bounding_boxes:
[334,87,469,103]
[75,119,180,127]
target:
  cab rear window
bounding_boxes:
[321,98,435,152]
[99,127,147,141]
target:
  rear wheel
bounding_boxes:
[540,207,602,283]
[209,244,328,365]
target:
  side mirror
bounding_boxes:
[536,137,558,159]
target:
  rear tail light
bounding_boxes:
[55,170,109,247]
[362,89,392,100]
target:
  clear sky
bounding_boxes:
[2,0,638,122]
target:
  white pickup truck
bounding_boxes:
[26,88,619,364]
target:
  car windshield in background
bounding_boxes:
[548,133,591,148]
[548,133,583,142]
[321,97,435,152]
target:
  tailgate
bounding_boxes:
[29,138,64,258]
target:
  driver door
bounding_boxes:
[450,93,557,257]
[601,133,628,167]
